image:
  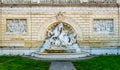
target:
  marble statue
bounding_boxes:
[7,20,26,34]
[40,38,51,52]
[40,23,81,53]
[48,23,63,38]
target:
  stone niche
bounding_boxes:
[45,22,75,39]
[40,22,81,53]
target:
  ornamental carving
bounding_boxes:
[56,12,65,22]
[6,19,27,34]
[93,19,114,34]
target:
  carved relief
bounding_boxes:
[6,19,27,34]
[56,12,65,22]
[93,19,114,34]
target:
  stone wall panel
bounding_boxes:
[0,6,119,47]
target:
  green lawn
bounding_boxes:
[0,55,120,70]
[73,55,120,70]
[0,56,50,70]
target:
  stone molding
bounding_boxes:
[0,0,117,5]
[1,7,118,12]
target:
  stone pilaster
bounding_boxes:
[119,7,120,46]
[0,8,1,39]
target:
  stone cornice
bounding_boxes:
[0,3,119,7]
[1,6,118,12]
[0,0,119,7]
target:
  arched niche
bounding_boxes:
[38,16,83,40]
[45,22,75,39]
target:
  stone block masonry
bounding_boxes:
[0,4,120,48]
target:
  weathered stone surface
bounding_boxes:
[0,5,120,48]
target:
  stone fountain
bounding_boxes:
[32,23,89,60]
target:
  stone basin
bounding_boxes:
[31,51,90,60]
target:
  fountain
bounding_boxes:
[32,23,89,60]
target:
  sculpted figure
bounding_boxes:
[40,23,81,52]
[7,20,26,34]
[51,23,63,38]
[68,34,77,45]
[19,21,26,33]
[7,20,15,33]
[40,38,51,52]
[14,21,19,33]
[59,30,70,46]
[48,30,54,38]
[7,21,13,32]
[54,39,61,47]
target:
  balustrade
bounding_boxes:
[0,0,118,5]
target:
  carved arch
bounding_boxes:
[38,16,83,40]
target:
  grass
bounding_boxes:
[0,55,120,70]
[73,55,120,70]
[0,56,50,70]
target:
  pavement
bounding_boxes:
[49,61,76,70]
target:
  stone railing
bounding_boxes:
[89,0,117,4]
[0,0,119,5]
[31,0,83,5]
[1,0,31,4]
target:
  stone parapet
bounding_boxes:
[0,0,118,6]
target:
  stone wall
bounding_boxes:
[0,48,38,55]
[0,6,120,48]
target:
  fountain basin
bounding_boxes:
[31,52,90,59]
